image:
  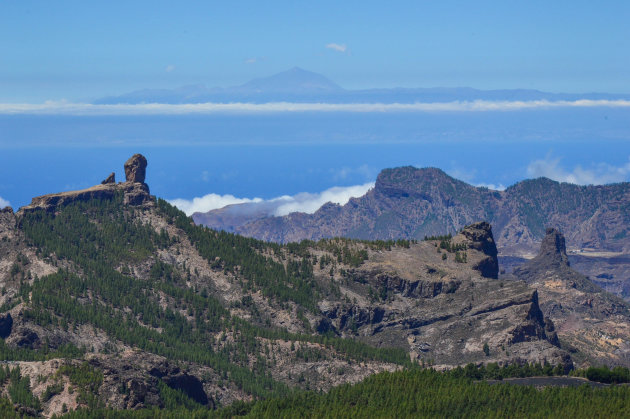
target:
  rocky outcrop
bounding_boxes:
[197,166,630,295]
[18,155,153,213]
[91,355,214,410]
[511,228,630,367]
[454,221,499,279]
[537,227,570,267]
[124,154,147,183]
[313,223,570,368]
[101,172,116,184]
[1,206,12,214]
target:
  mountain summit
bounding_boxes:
[234,67,343,93]
[93,68,630,104]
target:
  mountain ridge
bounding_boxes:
[0,154,581,415]
[195,166,630,300]
[94,68,630,104]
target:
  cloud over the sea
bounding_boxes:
[527,155,630,185]
[168,194,263,216]
[1,99,629,115]
[169,182,374,216]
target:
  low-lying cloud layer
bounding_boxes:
[169,194,263,216]
[1,99,629,115]
[169,183,374,216]
[527,156,630,185]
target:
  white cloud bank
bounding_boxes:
[169,194,263,216]
[0,196,10,208]
[527,156,630,185]
[169,182,374,216]
[1,99,629,115]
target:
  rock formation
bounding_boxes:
[195,166,630,301]
[124,154,147,183]
[315,223,569,369]
[511,228,630,367]
[453,221,499,279]
[18,154,152,213]
[101,172,116,184]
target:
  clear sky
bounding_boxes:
[1,1,630,214]
[2,1,629,102]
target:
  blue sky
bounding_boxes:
[2,1,629,102]
[1,1,629,215]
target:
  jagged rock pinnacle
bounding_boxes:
[19,154,152,213]
[537,228,570,267]
[124,154,147,183]
[101,172,116,184]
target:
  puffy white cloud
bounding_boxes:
[169,194,263,216]
[169,182,374,216]
[527,156,630,185]
[326,43,347,53]
[1,99,628,115]
[272,183,374,216]
[0,196,10,208]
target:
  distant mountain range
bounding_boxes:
[195,166,630,252]
[94,67,630,104]
[194,167,630,299]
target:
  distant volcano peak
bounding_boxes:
[235,67,343,93]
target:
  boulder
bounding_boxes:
[124,154,147,183]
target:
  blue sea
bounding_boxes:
[1,107,629,209]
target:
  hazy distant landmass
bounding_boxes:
[94,67,630,104]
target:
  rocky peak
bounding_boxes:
[124,154,147,183]
[454,221,499,279]
[374,167,453,198]
[19,154,153,213]
[102,172,116,184]
[537,228,570,267]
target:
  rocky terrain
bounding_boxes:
[510,228,630,367]
[195,166,630,299]
[0,155,578,416]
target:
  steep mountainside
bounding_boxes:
[195,166,630,299]
[511,229,630,367]
[0,156,571,416]
[196,167,630,254]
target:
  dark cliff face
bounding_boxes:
[456,221,499,279]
